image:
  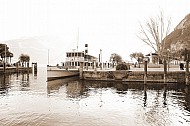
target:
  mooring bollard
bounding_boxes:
[144,61,147,84]
[80,62,84,79]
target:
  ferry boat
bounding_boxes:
[47,44,98,81]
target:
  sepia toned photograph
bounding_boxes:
[0,0,190,126]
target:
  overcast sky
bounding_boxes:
[0,0,190,64]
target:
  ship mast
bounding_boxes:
[48,49,49,66]
[77,28,79,51]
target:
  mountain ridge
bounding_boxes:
[165,13,190,50]
[1,37,48,65]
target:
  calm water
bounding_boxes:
[0,68,190,126]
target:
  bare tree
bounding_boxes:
[138,11,171,60]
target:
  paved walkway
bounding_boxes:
[84,67,185,72]
[130,67,183,72]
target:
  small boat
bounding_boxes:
[47,76,79,91]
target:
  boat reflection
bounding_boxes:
[47,76,85,99]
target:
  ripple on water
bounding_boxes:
[0,68,190,126]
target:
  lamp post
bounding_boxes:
[167,49,170,71]
[4,44,7,73]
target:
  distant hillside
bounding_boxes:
[1,37,48,66]
[165,13,190,50]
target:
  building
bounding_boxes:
[145,52,159,64]
[64,44,98,69]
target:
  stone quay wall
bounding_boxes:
[81,70,186,83]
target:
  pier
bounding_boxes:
[0,67,32,74]
[79,63,187,84]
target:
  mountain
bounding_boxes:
[165,13,190,50]
[1,37,48,66]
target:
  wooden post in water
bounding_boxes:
[16,62,19,73]
[80,62,84,79]
[184,85,189,94]
[143,84,147,107]
[163,59,167,84]
[185,60,189,85]
[144,61,147,84]
[3,62,6,73]
[94,60,97,72]
[32,62,37,76]
[182,48,189,85]
[27,62,29,74]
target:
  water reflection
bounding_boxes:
[144,85,147,107]
[0,74,10,94]
[20,73,30,89]
[48,79,190,125]
[0,69,190,126]
[163,85,167,107]
[0,72,32,93]
[183,86,190,112]
[48,78,190,108]
[48,79,190,116]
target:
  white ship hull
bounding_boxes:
[47,66,79,81]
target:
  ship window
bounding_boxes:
[75,62,77,66]
[68,53,71,57]
[82,53,84,57]
[78,53,81,57]
[72,53,74,57]
[75,53,78,57]
[72,62,74,66]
